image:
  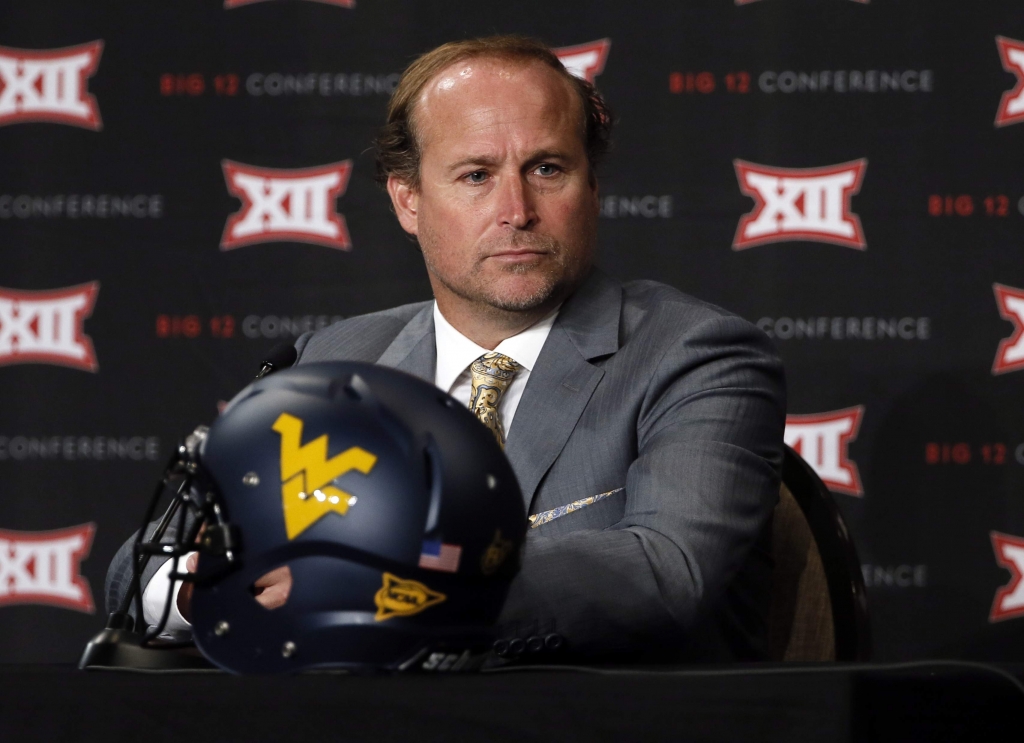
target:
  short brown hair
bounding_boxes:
[374,35,613,188]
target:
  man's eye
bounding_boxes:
[466,171,488,184]
[535,164,559,177]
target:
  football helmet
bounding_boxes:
[146,362,525,673]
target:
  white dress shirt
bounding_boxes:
[142,301,560,634]
[432,301,558,434]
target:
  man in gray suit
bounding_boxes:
[109,36,785,662]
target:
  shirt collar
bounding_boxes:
[432,302,560,393]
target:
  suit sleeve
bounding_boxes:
[498,314,786,656]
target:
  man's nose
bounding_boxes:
[495,174,537,230]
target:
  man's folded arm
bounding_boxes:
[498,315,786,655]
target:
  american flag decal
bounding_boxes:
[419,540,462,573]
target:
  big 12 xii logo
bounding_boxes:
[784,407,864,496]
[991,532,1024,622]
[734,160,867,250]
[995,36,1024,128]
[0,42,103,129]
[553,39,610,84]
[0,525,95,612]
[0,283,99,371]
[221,160,353,250]
[992,283,1024,375]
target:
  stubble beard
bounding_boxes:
[422,230,585,314]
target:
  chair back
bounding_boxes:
[767,445,871,661]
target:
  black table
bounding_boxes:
[1,661,1020,742]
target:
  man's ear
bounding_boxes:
[387,175,419,236]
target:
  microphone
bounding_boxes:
[256,342,298,379]
[79,342,299,670]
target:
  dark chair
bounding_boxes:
[767,445,871,661]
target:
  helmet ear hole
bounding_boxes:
[248,564,293,611]
[344,373,371,402]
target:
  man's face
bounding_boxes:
[388,58,599,314]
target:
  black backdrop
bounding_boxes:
[2,0,1024,664]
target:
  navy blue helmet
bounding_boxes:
[181,362,525,673]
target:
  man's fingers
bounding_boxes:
[252,565,293,610]
[175,552,200,622]
[177,581,194,622]
[254,582,290,610]
[253,565,291,588]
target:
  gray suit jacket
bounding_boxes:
[106,269,785,661]
[293,269,786,661]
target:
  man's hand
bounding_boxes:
[176,554,293,622]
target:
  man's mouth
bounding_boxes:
[480,233,560,263]
[486,249,551,266]
[488,248,548,257]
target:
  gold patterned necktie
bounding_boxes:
[468,352,521,449]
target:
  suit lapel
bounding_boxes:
[370,273,623,511]
[376,304,436,382]
[505,270,623,511]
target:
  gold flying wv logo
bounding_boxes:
[272,412,377,540]
[374,572,446,621]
